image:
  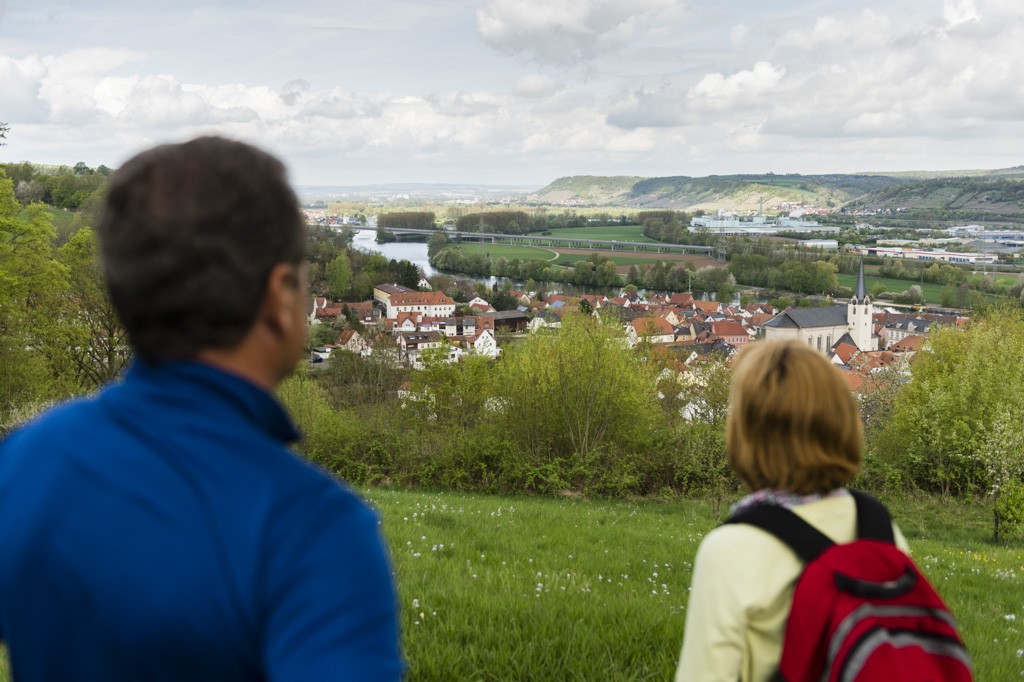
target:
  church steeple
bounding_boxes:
[854,254,867,303]
[847,253,874,351]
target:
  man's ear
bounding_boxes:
[261,262,301,338]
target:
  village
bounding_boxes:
[306,259,968,394]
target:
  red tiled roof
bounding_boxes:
[692,300,722,313]
[391,291,454,307]
[710,321,748,338]
[891,335,924,352]
[841,369,865,392]
[833,342,858,366]
[632,317,675,336]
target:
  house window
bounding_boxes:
[826,335,831,349]
[817,336,822,351]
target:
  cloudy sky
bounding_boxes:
[2,0,1023,186]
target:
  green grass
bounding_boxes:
[2,490,1018,680]
[545,225,654,242]
[364,488,1023,681]
[452,244,557,261]
[367,488,706,680]
[836,273,947,304]
[551,252,689,267]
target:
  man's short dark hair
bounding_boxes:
[99,137,306,362]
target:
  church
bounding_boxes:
[762,259,877,353]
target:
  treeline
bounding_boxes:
[447,210,643,235]
[306,225,420,300]
[728,254,839,295]
[377,211,436,230]
[455,210,532,234]
[0,171,130,429]
[1,161,109,210]
[430,243,623,288]
[639,210,692,244]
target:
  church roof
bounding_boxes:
[764,305,849,330]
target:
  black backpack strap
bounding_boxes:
[725,504,834,563]
[850,489,895,544]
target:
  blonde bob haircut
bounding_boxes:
[727,340,862,495]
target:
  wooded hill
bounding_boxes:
[530,168,1024,221]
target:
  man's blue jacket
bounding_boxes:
[0,361,402,681]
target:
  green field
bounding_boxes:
[551,252,691,267]
[453,244,557,261]
[546,225,654,242]
[836,273,947,304]
[372,488,1020,680]
[0,488,1019,680]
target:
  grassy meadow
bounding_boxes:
[369,488,1021,681]
[0,490,1019,680]
[451,243,557,261]
[545,225,654,242]
[836,273,947,304]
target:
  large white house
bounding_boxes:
[385,291,456,320]
[763,259,876,353]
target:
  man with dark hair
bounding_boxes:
[0,137,403,680]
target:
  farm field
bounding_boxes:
[0,488,1018,680]
[451,243,557,261]
[836,273,947,304]
[450,241,718,271]
[862,265,1021,289]
[545,225,654,242]
[551,251,709,268]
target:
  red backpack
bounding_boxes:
[726,490,973,682]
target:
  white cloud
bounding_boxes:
[688,61,785,109]
[6,0,1024,183]
[476,0,681,64]
[730,23,748,47]
[513,74,564,97]
[0,55,48,122]
[776,9,892,53]
[943,0,979,27]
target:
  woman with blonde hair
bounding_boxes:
[675,340,913,681]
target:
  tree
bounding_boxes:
[320,340,407,409]
[325,254,353,299]
[0,122,8,144]
[877,306,1024,497]
[0,173,72,415]
[495,312,659,462]
[427,230,449,257]
[408,351,493,429]
[54,227,132,389]
[982,410,1024,542]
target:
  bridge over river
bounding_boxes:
[345,225,716,256]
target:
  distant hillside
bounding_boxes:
[844,175,1024,219]
[532,176,645,204]
[529,173,911,210]
[528,169,1024,219]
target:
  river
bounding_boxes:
[351,230,436,276]
[351,230,506,287]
